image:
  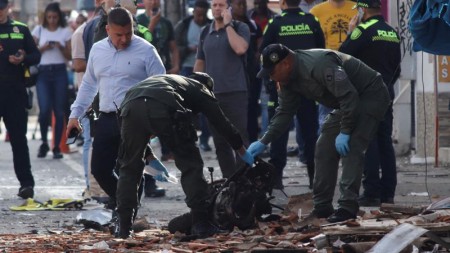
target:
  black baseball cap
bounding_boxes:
[353,0,381,9]
[257,44,291,79]
[0,0,9,9]
[189,72,215,91]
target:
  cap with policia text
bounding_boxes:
[353,0,381,9]
[0,0,9,9]
[189,72,215,91]
[257,44,291,79]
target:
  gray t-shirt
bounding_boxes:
[197,21,251,94]
[183,19,202,68]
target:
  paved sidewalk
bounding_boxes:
[0,116,449,234]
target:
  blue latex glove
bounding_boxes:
[149,159,169,177]
[239,150,254,166]
[247,141,267,157]
[335,133,350,156]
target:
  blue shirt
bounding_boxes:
[70,35,165,118]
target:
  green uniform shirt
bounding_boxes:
[121,75,244,150]
[261,49,390,144]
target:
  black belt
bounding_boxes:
[99,111,117,116]
[39,64,66,71]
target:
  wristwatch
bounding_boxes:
[224,22,234,29]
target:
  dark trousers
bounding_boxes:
[116,99,210,221]
[267,87,318,187]
[247,78,263,142]
[91,113,121,201]
[314,110,381,214]
[209,92,249,178]
[0,87,34,188]
[180,66,211,146]
[362,105,397,201]
[198,114,211,145]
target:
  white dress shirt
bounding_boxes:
[70,35,166,119]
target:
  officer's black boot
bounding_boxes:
[306,163,315,189]
[144,174,166,197]
[115,209,134,239]
[190,210,219,239]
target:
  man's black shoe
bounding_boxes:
[144,186,166,198]
[168,212,193,234]
[298,208,334,227]
[37,143,49,158]
[191,220,220,238]
[53,147,63,159]
[92,196,110,204]
[114,214,133,239]
[17,186,34,199]
[307,208,334,219]
[326,208,356,223]
[358,196,381,207]
[287,146,299,157]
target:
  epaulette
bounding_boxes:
[11,20,28,27]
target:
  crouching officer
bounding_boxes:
[0,0,41,199]
[115,73,253,238]
[248,44,390,223]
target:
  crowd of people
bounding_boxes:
[0,0,401,239]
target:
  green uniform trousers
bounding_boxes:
[313,109,383,214]
[116,98,210,220]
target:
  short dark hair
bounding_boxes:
[285,0,301,7]
[42,2,67,28]
[107,7,132,26]
[195,0,210,9]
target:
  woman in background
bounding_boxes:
[32,2,72,159]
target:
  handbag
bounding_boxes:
[24,65,39,87]
[25,88,34,110]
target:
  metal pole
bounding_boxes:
[434,55,439,167]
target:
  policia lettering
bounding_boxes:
[350,19,400,43]
[279,23,313,35]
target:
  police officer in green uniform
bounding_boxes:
[248,44,390,222]
[339,0,401,206]
[115,73,253,238]
[259,0,324,189]
[0,0,41,199]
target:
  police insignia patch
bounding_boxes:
[13,26,19,33]
[334,68,347,81]
[270,52,279,63]
[350,28,362,40]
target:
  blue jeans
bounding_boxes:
[80,116,92,189]
[362,105,397,201]
[36,64,68,148]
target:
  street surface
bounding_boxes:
[0,115,449,234]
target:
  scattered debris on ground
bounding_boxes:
[1,195,449,252]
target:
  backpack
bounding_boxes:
[409,0,450,55]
